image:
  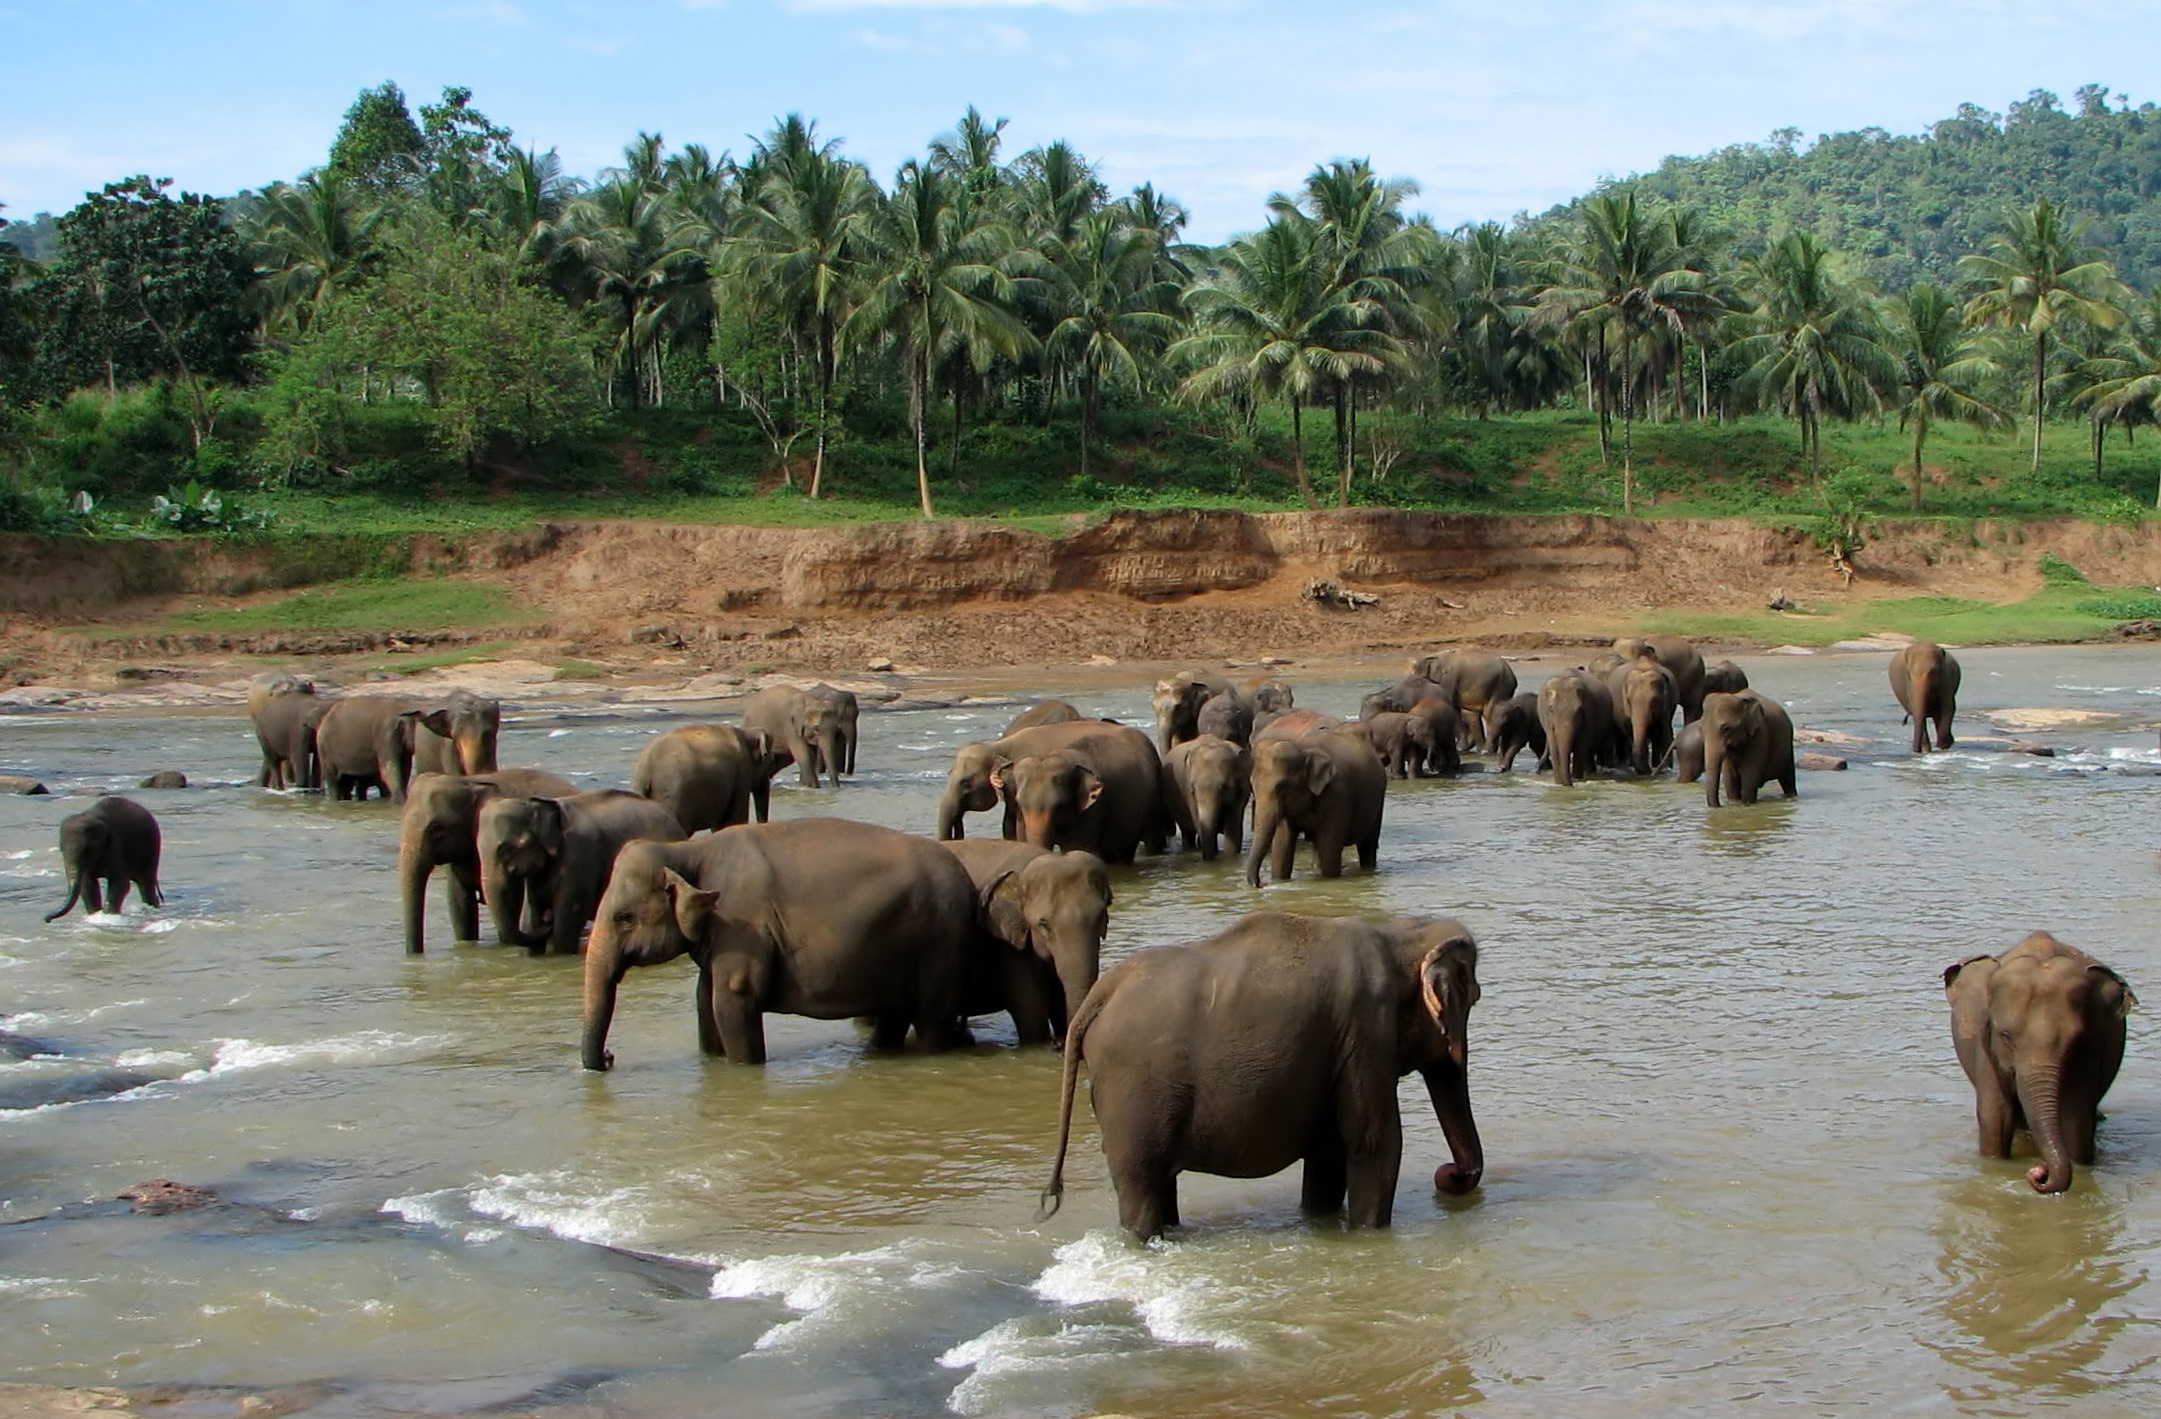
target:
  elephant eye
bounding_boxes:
[612,910,635,927]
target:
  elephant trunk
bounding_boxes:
[581,930,625,1071]
[1193,792,1221,861]
[937,785,968,841]
[818,728,844,789]
[458,728,498,775]
[1053,955,1094,1047]
[1551,725,1575,787]
[1246,804,1280,887]
[483,860,534,949]
[2017,1065,2074,1193]
[399,841,431,954]
[1422,1058,1485,1196]
[1017,808,1059,850]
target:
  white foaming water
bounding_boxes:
[4,999,149,1031]
[141,919,178,934]
[111,1048,196,1070]
[5,850,34,860]
[186,1031,449,1080]
[549,729,572,738]
[466,1171,654,1249]
[1030,1232,1255,1351]
[709,1240,965,1352]
[939,1315,1140,1417]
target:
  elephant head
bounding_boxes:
[477,796,566,948]
[1249,679,1294,714]
[583,842,705,1071]
[429,691,503,775]
[1538,670,1606,787]
[794,687,852,788]
[1389,919,1485,1194]
[1248,737,1331,886]
[979,850,1111,1041]
[1181,738,1251,859]
[1615,660,1677,774]
[993,753,1102,850]
[1152,676,1216,754]
[938,743,1004,840]
[1701,690,1767,806]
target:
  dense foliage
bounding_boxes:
[7,83,2161,531]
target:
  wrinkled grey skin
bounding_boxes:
[1702,659,1750,697]
[45,796,163,921]
[1890,641,1961,754]
[316,695,497,802]
[1538,670,1615,787]
[1946,931,2135,1195]
[581,820,979,1071]
[398,770,578,954]
[251,690,330,790]
[1005,700,1083,735]
[410,690,502,781]
[741,685,856,790]
[1699,689,1797,807]
[1489,692,1545,772]
[1153,670,1233,754]
[631,723,779,832]
[1604,655,1680,775]
[1196,692,1253,746]
[938,721,1169,861]
[1410,650,1519,751]
[1672,721,1705,782]
[1407,696,1463,775]
[478,790,687,956]
[1165,734,1251,861]
[1613,636,1707,723]
[1247,727,1386,886]
[943,838,1110,1045]
[1042,912,1484,1241]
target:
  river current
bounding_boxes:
[4,646,2161,1418]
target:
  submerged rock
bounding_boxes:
[0,774,50,794]
[1797,753,1849,771]
[119,1179,223,1215]
[137,771,188,789]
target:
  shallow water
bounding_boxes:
[3,646,2161,1418]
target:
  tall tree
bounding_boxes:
[2073,290,2161,505]
[1959,197,2125,472]
[845,160,1032,519]
[1726,231,1897,479]
[327,82,424,192]
[1042,213,1180,477]
[1883,283,2005,509]
[243,169,382,338]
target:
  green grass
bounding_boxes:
[1645,579,2157,647]
[552,658,611,680]
[149,578,537,635]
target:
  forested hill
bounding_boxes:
[1559,87,2161,292]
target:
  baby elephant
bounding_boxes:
[1946,931,2134,1194]
[46,797,164,921]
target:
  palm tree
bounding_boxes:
[1883,283,2005,510]
[2074,291,2161,505]
[1013,141,1107,247]
[1042,213,1181,477]
[844,159,1033,519]
[734,118,874,496]
[243,169,382,338]
[559,156,703,409]
[928,106,1011,213]
[1727,231,1898,480]
[1959,198,2126,472]
[486,146,577,273]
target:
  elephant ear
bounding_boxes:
[2091,964,2138,1015]
[1074,766,1104,813]
[1943,954,1996,993]
[988,757,1015,794]
[1305,748,1337,797]
[1417,931,1481,1064]
[979,869,1030,949]
[530,797,567,856]
[664,867,720,941]
[416,708,457,739]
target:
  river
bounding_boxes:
[3,645,2160,1418]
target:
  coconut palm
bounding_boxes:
[1883,283,2006,510]
[2073,290,2161,504]
[243,169,383,338]
[559,160,703,409]
[1726,231,1898,480]
[844,159,1033,519]
[1042,213,1181,477]
[486,146,577,273]
[1959,198,2127,472]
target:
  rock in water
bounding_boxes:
[138,771,189,789]
[0,774,49,795]
[1797,753,1848,772]
[119,1180,221,1215]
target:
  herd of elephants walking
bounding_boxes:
[25,633,2133,1240]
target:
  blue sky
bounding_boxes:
[3,0,2153,241]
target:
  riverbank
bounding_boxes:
[5,508,2161,703]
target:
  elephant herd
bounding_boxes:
[18,635,2132,1240]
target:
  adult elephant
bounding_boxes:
[1410,650,1518,750]
[1537,669,1614,787]
[1164,734,1250,861]
[1489,692,1545,773]
[1890,640,1961,753]
[398,770,578,954]
[1360,675,1443,722]
[478,791,687,956]
[1196,692,1253,746]
[943,839,1110,1046]
[1152,670,1232,753]
[742,684,858,790]
[1700,689,1797,807]
[1247,723,1386,886]
[251,690,330,790]
[1703,659,1749,696]
[45,797,163,921]
[1945,931,2134,1195]
[316,694,500,802]
[1041,912,1484,1241]
[410,690,502,779]
[1614,635,1707,722]
[937,720,1170,862]
[632,724,778,832]
[580,819,978,1071]
[1005,700,1082,734]
[1604,654,1680,775]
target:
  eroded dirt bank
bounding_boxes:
[5,509,2160,685]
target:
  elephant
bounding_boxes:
[1353,711,1426,779]
[1613,635,1707,722]
[1254,708,1343,742]
[630,723,779,832]
[45,796,163,921]
[741,684,856,790]
[316,695,497,802]
[1489,692,1545,773]
[1537,669,1615,787]
[1197,691,1253,746]
[942,838,1110,1045]
[1005,700,1082,734]
[1604,654,1680,775]
[1409,650,1518,751]
[398,769,578,954]
[1247,724,1386,886]
[1945,931,2135,1195]
[1672,721,1705,782]
[1407,697,1463,776]
[1153,670,1232,753]
[1703,659,1750,697]
[1245,677,1295,714]
[1360,675,1444,722]
[478,790,687,956]
[1041,911,1484,1241]
[1890,640,1961,753]
[1164,734,1251,861]
[937,720,1170,862]
[1699,689,1797,807]
[580,819,979,1071]
[137,771,188,790]
[251,690,330,790]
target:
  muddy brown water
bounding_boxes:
[4,646,2161,1418]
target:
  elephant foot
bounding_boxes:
[1434,1162,1481,1194]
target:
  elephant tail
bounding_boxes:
[1038,989,1103,1221]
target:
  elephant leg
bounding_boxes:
[1357,832,1379,872]
[713,978,768,1065]
[1935,710,1955,752]
[1195,822,1216,861]
[1339,1067,1404,1228]
[1300,1131,1349,1217]
[1313,833,1347,879]
[1270,821,1296,884]
[137,874,162,909]
[1972,1065,2016,1157]
[998,952,1056,1046]
[869,1012,911,1050]
[104,876,129,914]
[1113,1160,1180,1242]
[751,779,771,824]
[695,961,724,1057]
[1225,808,1244,858]
[448,864,481,944]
